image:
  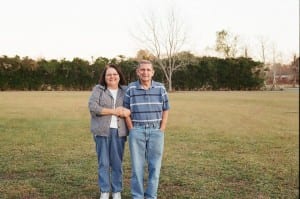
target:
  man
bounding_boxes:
[123,60,170,199]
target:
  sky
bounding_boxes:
[0,0,298,64]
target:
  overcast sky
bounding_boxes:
[0,0,298,63]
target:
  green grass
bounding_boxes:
[0,91,298,199]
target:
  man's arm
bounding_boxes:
[160,110,169,132]
[125,116,133,130]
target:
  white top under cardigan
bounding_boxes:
[108,88,118,129]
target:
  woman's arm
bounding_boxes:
[100,107,130,117]
[100,108,118,116]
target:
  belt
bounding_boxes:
[133,122,160,129]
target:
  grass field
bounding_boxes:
[0,91,298,199]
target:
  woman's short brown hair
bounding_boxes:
[99,64,126,89]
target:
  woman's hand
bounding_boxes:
[115,107,131,117]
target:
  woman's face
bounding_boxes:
[105,67,120,88]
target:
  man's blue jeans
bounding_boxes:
[129,125,164,199]
[94,128,126,193]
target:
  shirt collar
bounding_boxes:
[136,80,154,89]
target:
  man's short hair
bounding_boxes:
[138,60,152,68]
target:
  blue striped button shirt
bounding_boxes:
[123,80,170,124]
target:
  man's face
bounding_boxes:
[136,63,154,82]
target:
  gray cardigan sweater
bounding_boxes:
[88,84,128,137]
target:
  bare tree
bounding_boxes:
[256,36,270,88]
[136,49,155,61]
[291,55,299,87]
[215,29,239,58]
[270,43,284,90]
[133,6,187,91]
[243,46,248,58]
[258,36,268,65]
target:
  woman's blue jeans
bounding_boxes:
[129,125,164,199]
[94,128,126,193]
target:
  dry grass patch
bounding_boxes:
[0,91,298,198]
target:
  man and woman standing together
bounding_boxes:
[88,60,170,199]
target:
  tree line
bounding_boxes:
[0,53,264,91]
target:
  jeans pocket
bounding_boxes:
[156,128,164,133]
[129,127,140,137]
[154,129,164,136]
[129,127,136,134]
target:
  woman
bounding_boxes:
[88,64,130,199]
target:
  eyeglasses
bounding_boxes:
[106,73,119,77]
